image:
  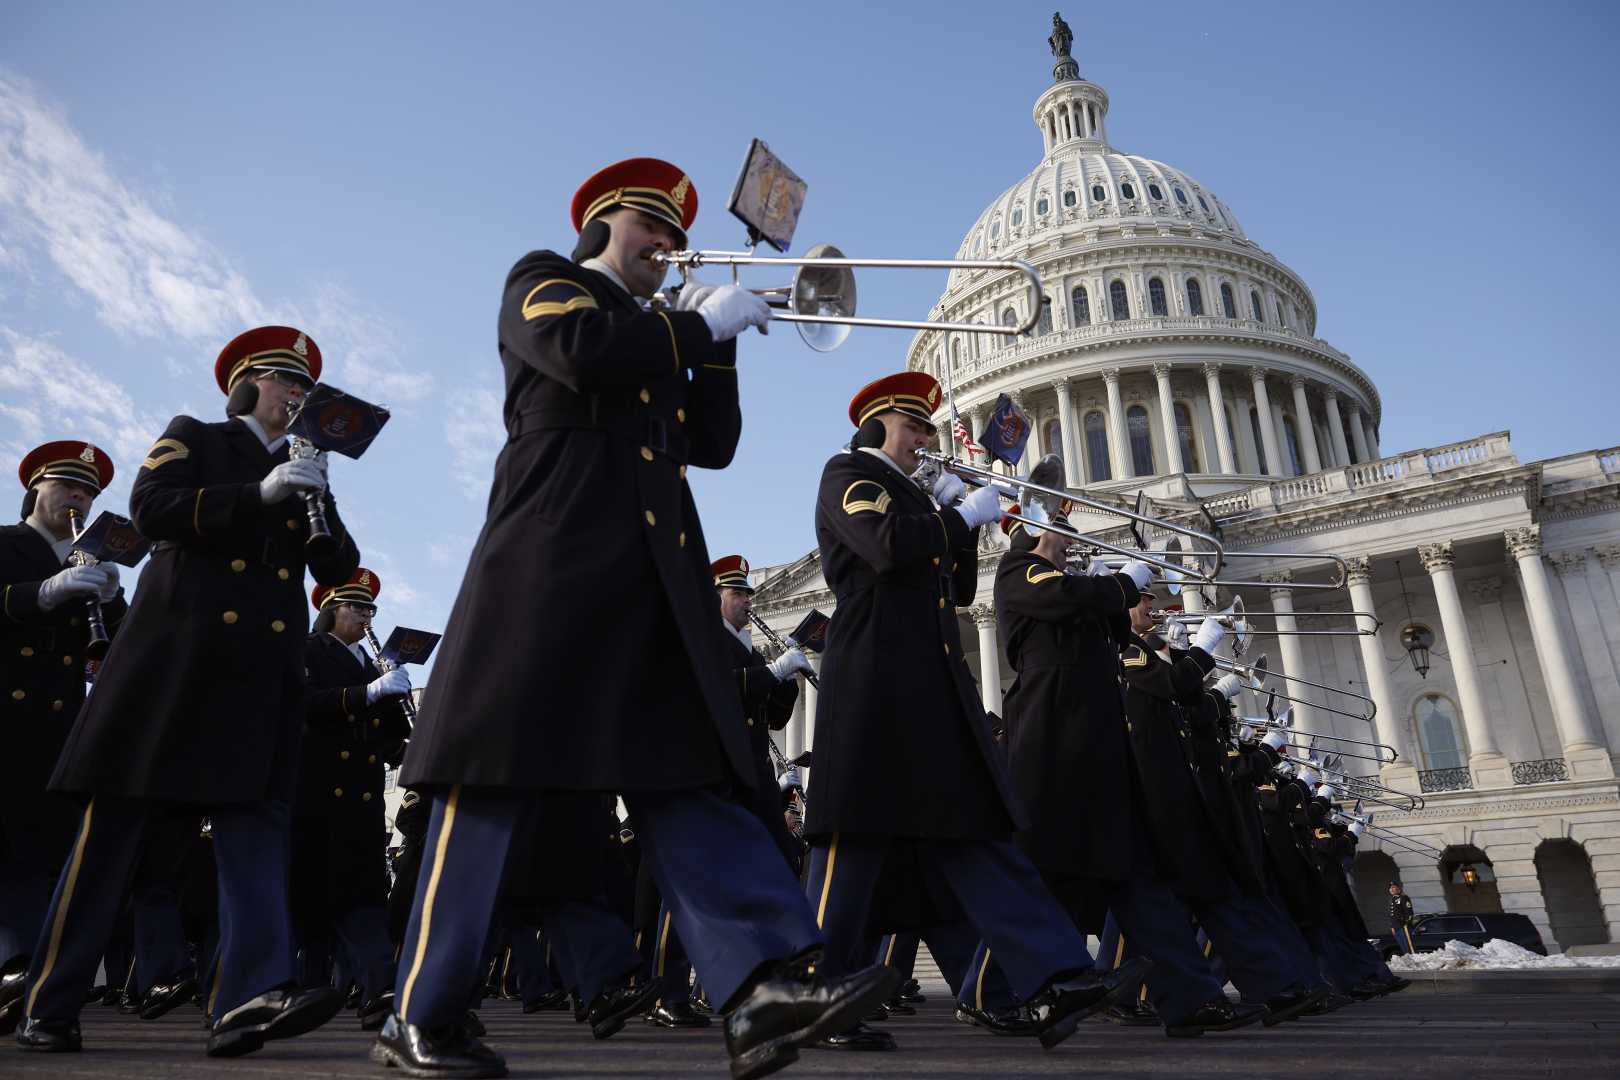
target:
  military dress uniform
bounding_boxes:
[19,326,361,1053]
[1391,888,1416,955]
[0,444,123,1005]
[291,570,411,1017]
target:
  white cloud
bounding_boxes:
[444,383,504,499]
[310,283,435,405]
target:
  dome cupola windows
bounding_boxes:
[1186,278,1205,316]
[1063,189,1077,208]
[1120,181,1136,200]
[1173,186,1189,205]
[1220,283,1237,319]
[1011,207,1024,227]
[1109,280,1131,320]
[1090,183,1107,202]
[1148,277,1168,317]
[1148,182,1164,200]
[1071,285,1091,325]
[1037,196,1050,216]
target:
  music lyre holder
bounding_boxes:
[286,384,392,560]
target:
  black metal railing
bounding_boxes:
[1418,767,1473,793]
[1511,758,1569,785]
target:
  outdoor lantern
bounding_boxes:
[1400,623,1435,679]
[1460,863,1480,891]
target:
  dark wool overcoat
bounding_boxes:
[723,626,800,866]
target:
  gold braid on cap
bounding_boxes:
[855,393,936,427]
[28,458,102,490]
[226,348,313,390]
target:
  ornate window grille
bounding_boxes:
[1220,283,1237,319]
[1084,412,1111,482]
[1186,278,1205,316]
[1071,285,1091,325]
[1511,758,1569,785]
[1148,277,1168,316]
[1109,280,1130,320]
[1418,767,1473,793]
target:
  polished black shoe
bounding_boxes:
[16,1017,81,1052]
[0,961,25,1036]
[1302,991,1354,1015]
[521,989,570,1014]
[1100,1000,1159,1026]
[1374,975,1412,995]
[359,990,395,1031]
[205,985,345,1057]
[463,1010,485,1038]
[878,996,917,1017]
[1028,956,1153,1050]
[117,991,142,1014]
[587,980,662,1040]
[954,1003,1037,1036]
[84,985,108,1006]
[812,1022,896,1050]
[369,1011,506,1078]
[1165,998,1267,1038]
[897,979,926,1005]
[570,994,587,1023]
[724,958,901,1080]
[138,970,199,1021]
[645,1001,712,1028]
[1261,985,1328,1026]
[690,993,714,1016]
[1345,979,1383,1001]
[346,984,363,1009]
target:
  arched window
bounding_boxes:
[1084,411,1111,482]
[1174,403,1200,472]
[1109,280,1130,320]
[1275,300,1288,329]
[950,338,963,371]
[1037,197,1050,216]
[1011,207,1024,226]
[972,233,982,255]
[1090,184,1107,202]
[1071,285,1091,326]
[1173,186,1188,205]
[1248,408,1269,474]
[1148,182,1164,200]
[1063,189,1077,208]
[1197,194,1211,213]
[1000,307,1019,328]
[1037,295,1053,335]
[1185,278,1205,316]
[1148,277,1168,316]
[1120,181,1136,200]
[1220,283,1237,319]
[1415,692,1466,770]
[990,220,1000,239]
[1127,405,1155,476]
[1043,419,1064,468]
[1281,415,1303,476]
[1250,289,1265,321]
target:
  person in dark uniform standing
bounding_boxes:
[14,326,362,1056]
[0,442,123,1035]
[1389,881,1416,955]
[375,158,897,1080]
[291,568,413,1029]
[801,371,1150,1054]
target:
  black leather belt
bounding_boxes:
[507,406,690,463]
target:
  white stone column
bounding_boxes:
[1202,363,1237,474]
[1551,551,1620,753]
[1347,403,1372,462]
[1323,389,1351,467]
[1361,412,1380,459]
[1249,369,1284,478]
[1153,363,1183,474]
[1289,376,1322,474]
[971,605,1003,713]
[1418,542,1510,786]
[1264,573,1315,734]
[1506,527,1614,778]
[1053,377,1082,488]
[1104,368,1131,479]
[1232,389,1261,474]
[1346,557,1418,782]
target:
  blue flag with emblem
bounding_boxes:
[981,392,1031,467]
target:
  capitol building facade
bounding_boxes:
[751,32,1620,951]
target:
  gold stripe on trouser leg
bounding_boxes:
[974,948,993,1011]
[1202,937,1214,958]
[655,910,674,1003]
[1403,926,1415,953]
[27,800,95,1016]
[1112,932,1126,971]
[399,784,462,1023]
[814,833,839,929]
[205,951,224,1017]
[882,934,896,966]
[630,931,642,987]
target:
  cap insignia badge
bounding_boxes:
[738,557,749,572]
[292,333,308,357]
[359,571,371,585]
[927,386,940,407]
[670,175,691,205]
[79,446,97,463]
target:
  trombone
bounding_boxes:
[652,246,1046,353]
[1215,652,1380,723]
[1232,712,1398,764]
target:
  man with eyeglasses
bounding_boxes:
[291,569,412,1030]
[13,325,361,1057]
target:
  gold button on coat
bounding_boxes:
[222,611,238,625]
[62,655,73,665]
[333,787,343,797]
[938,598,945,609]
[639,388,651,404]
[278,568,290,581]
[340,750,350,761]
[372,717,380,728]
[746,718,755,727]
[676,407,686,423]
[230,559,246,572]
[20,646,33,657]
[678,532,686,547]
[287,519,299,530]
[644,510,656,526]
[10,689,24,701]
[362,792,372,802]
[367,754,377,764]
[52,700,63,711]
[679,465,687,479]
[271,620,286,633]
[640,447,654,461]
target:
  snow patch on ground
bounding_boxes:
[1387,938,1620,971]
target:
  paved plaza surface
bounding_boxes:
[9,981,1617,1080]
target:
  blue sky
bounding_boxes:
[4,1,1617,663]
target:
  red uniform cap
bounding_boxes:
[570,158,696,241]
[1000,504,1024,537]
[712,554,753,591]
[312,567,381,611]
[18,441,114,494]
[214,325,323,394]
[847,372,942,430]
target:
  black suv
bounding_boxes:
[1372,911,1548,959]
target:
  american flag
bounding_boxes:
[952,404,985,456]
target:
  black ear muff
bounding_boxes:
[20,487,38,521]
[312,607,336,635]
[849,416,887,451]
[571,218,611,263]
[225,379,260,417]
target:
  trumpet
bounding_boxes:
[363,626,417,723]
[65,509,111,661]
[284,399,336,560]
[747,611,819,690]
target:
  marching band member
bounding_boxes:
[378,158,896,1080]
[15,326,361,1055]
[801,371,1149,1054]
[0,442,123,1035]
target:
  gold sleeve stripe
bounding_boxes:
[1122,646,1148,668]
[522,297,597,319]
[193,489,206,536]
[141,438,190,470]
[521,279,597,321]
[933,513,950,549]
[656,311,679,373]
[2,584,15,620]
[701,362,737,372]
[841,481,892,516]
[1025,565,1064,585]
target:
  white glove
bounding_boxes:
[956,484,1003,529]
[96,562,121,602]
[1121,560,1155,590]
[366,667,412,704]
[767,647,814,682]
[674,281,718,313]
[1086,558,1114,577]
[931,471,967,507]
[1212,673,1244,700]
[1192,616,1226,654]
[697,284,771,342]
[38,565,113,611]
[260,459,326,503]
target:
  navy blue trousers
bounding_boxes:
[637,901,693,1005]
[0,860,55,970]
[803,834,1090,1001]
[1090,880,1226,1025]
[1200,895,1322,998]
[395,786,820,1029]
[508,926,562,1005]
[25,798,295,1022]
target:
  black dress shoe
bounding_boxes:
[463,1010,485,1037]
[1028,956,1153,1050]
[359,990,395,1031]
[16,1017,81,1052]
[954,1003,1037,1035]
[1261,985,1328,1026]
[1165,999,1267,1037]
[812,1022,896,1050]
[84,985,108,1006]
[1100,1001,1159,1026]
[587,980,662,1040]
[1375,975,1412,995]
[521,989,570,1014]
[645,1001,713,1028]
[0,961,25,1036]
[346,984,363,1009]
[724,958,901,1080]
[369,1011,506,1078]
[1346,979,1382,1001]
[691,994,714,1016]
[138,970,199,1020]
[897,979,926,1005]
[878,996,917,1017]
[205,985,345,1057]
[570,994,587,1023]
[1303,992,1354,1015]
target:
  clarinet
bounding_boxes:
[363,626,418,722]
[747,611,820,689]
[65,508,111,661]
[284,399,336,559]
